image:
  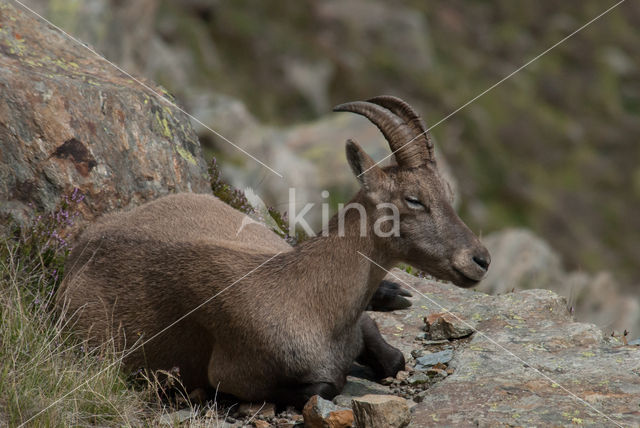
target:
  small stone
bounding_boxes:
[424,312,475,340]
[407,372,429,385]
[411,349,424,358]
[396,370,409,382]
[380,376,395,385]
[303,395,354,428]
[158,408,195,425]
[253,421,271,428]
[422,339,450,345]
[352,394,411,428]
[426,368,448,379]
[413,390,429,403]
[237,402,276,419]
[415,349,454,367]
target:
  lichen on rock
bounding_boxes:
[0,1,210,228]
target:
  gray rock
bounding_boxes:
[480,229,564,295]
[158,408,195,425]
[341,375,392,397]
[370,269,640,427]
[351,394,410,428]
[480,229,640,335]
[425,368,447,380]
[0,2,210,228]
[407,373,429,385]
[332,375,392,407]
[415,349,453,367]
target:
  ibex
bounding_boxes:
[57,96,490,408]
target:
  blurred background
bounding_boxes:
[24,0,639,334]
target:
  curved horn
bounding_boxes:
[333,99,428,168]
[368,95,434,161]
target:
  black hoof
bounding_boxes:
[368,280,412,311]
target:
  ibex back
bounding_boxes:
[57,96,490,408]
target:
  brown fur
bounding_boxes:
[56,97,490,406]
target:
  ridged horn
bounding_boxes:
[368,95,434,161]
[333,97,430,168]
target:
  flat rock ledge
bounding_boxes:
[368,269,640,427]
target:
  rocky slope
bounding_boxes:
[373,270,640,427]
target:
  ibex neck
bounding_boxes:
[287,193,394,328]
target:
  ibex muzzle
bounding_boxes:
[57,96,489,409]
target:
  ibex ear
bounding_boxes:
[345,139,386,192]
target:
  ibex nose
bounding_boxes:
[472,254,490,271]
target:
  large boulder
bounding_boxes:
[0,1,210,225]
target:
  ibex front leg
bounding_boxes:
[356,313,405,378]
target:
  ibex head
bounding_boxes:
[335,96,490,288]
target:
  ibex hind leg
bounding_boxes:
[356,313,405,379]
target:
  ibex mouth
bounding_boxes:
[452,266,484,288]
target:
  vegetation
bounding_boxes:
[0,191,209,426]
[0,191,147,425]
[209,157,309,244]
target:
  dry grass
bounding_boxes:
[0,193,234,427]
[0,238,152,426]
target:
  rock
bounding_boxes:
[332,375,393,407]
[0,1,210,228]
[302,395,353,428]
[480,229,640,335]
[237,402,276,419]
[351,394,410,428]
[253,421,271,428]
[425,368,447,380]
[379,377,394,386]
[157,408,195,425]
[407,373,429,385]
[369,269,640,427]
[414,349,453,368]
[480,229,564,295]
[423,312,475,340]
[395,371,409,382]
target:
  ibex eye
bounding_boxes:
[405,197,424,210]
